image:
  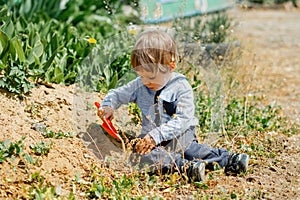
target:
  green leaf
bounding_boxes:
[22,82,30,94]
[0,6,7,18]
[28,28,38,48]
[28,40,43,64]
[108,73,118,89]
[50,33,59,53]
[103,66,111,85]
[12,37,25,63]
[64,71,76,83]
[8,40,16,60]
[40,21,52,39]
[0,31,10,60]
[3,20,14,38]
[20,0,32,15]
[43,47,58,71]
[16,16,28,31]
[24,153,34,164]
[33,53,41,66]
[33,40,44,58]
[53,66,64,83]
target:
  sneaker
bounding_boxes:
[225,153,249,175]
[185,160,206,182]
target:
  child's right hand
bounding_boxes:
[135,134,156,155]
[97,106,114,120]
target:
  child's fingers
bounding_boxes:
[135,138,155,155]
[135,140,143,153]
[97,108,106,118]
[97,109,102,118]
[135,139,147,154]
[97,107,113,119]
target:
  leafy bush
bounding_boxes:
[0,6,95,93]
[76,32,136,93]
[172,12,232,44]
[0,1,141,94]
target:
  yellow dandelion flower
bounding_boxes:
[128,29,137,35]
[128,25,137,35]
[88,38,97,44]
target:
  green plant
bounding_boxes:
[0,30,35,94]
[205,13,231,44]
[0,1,141,94]
[128,102,142,124]
[172,12,232,44]
[23,153,41,166]
[29,171,58,200]
[0,137,24,163]
[87,174,135,199]
[2,0,140,23]
[76,32,136,93]
[30,141,52,156]
[0,6,96,93]
[41,129,76,139]
[197,93,296,135]
[87,178,110,199]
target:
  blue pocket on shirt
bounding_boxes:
[163,100,177,117]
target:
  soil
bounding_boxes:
[0,5,299,200]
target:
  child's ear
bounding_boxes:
[170,62,176,71]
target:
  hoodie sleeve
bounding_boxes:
[100,77,142,109]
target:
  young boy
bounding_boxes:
[97,29,249,182]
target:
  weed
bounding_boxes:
[128,102,142,124]
[172,12,232,44]
[87,178,110,199]
[41,129,76,139]
[0,137,24,163]
[194,182,209,189]
[29,171,58,200]
[30,141,52,156]
[195,94,295,135]
[24,102,42,118]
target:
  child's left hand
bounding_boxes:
[135,135,156,155]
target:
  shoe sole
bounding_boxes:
[192,162,205,182]
[242,154,250,172]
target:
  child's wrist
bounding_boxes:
[147,134,156,145]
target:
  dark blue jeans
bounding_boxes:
[129,127,229,173]
[184,140,229,170]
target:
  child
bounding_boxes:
[97,29,249,182]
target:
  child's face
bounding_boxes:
[137,68,172,91]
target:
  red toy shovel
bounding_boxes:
[94,102,125,151]
[94,102,120,140]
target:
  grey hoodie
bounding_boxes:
[101,72,199,146]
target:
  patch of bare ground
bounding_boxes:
[228,6,300,199]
